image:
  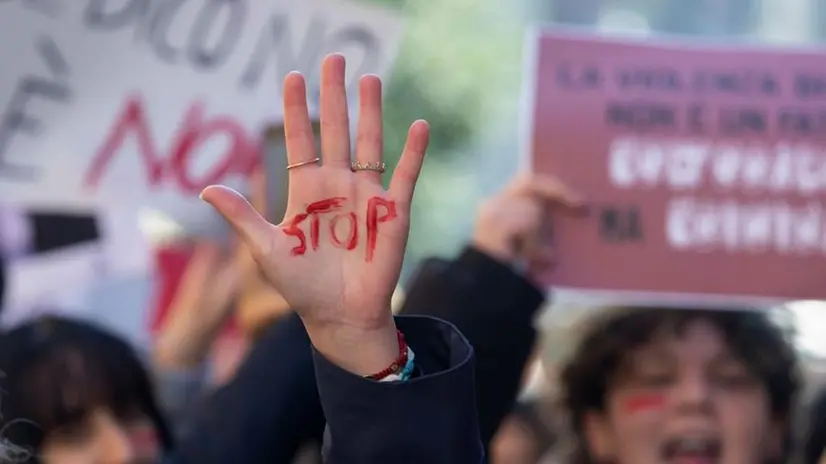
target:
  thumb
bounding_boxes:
[201,185,274,256]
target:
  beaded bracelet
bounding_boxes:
[365,330,408,381]
[378,346,415,383]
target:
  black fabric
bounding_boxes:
[28,212,99,253]
[401,247,545,448]
[176,246,545,462]
[316,316,483,464]
[175,314,324,464]
[804,387,826,464]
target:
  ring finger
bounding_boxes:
[354,74,384,184]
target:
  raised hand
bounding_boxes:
[154,240,241,369]
[201,54,429,375]
[473,175,584,274]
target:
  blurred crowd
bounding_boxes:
[1,163,826,463]
[3,0,826,463]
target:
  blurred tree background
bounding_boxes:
[354,0,821,280]
[353,0,826,365]
[353,0,526,278]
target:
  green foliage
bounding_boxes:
[381,51,477,173]
[355,0,526,267]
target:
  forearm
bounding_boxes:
[154,292,234,368]
[314,316,484,464]
[155,243,237,368]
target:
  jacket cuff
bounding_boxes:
[313,315,483,464]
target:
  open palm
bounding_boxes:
[201,54,429,337]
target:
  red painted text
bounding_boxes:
[84,95,260,196]
[284,196,396,261]
[623,393,666,413]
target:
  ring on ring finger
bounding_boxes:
[351,161,386,173]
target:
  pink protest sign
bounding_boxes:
[524,29,826,302]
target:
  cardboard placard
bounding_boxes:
[0,0,404,234]
[523,29,826,303]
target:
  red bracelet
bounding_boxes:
[365,330,408,381]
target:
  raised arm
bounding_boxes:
[401,174,582,449]
[202,53,483,463]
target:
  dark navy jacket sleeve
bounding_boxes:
[401,247,545,447]
[315,315,484,464]
[173,247,540,463]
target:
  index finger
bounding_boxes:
[508,174,584,208]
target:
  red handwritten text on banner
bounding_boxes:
[84,95,260,196]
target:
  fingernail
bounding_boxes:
[199,185,217,201]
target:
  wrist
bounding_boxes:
[304,316,399,377]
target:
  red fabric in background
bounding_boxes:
[149,244,238,336]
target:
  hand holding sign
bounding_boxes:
[473,175,584,273]
[202,54,429,375]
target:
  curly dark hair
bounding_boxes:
[560,307,800,464]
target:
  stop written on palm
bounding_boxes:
[201,53,430,375]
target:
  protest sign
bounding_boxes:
[0,0,404,233]
[0,206,150,328]
[523,29,826,303]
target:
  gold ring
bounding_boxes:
[286,158,320,170]
[351,161,386,173]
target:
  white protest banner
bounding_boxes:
[0,0,404,233]
[0,205,151,328]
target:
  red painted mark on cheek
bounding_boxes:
[623,394,665,413]
[330,212,358,250]
[365,197,396,262]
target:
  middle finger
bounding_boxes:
[319,54,351,169]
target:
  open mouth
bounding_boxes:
[662,435,722,464]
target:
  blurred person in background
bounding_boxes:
[0,54,489,463]
[0,316,176,464]
[803,385,826,464]
[0,238,246,463]
[152,239,245,437]
[491,400,555,464]
[560,307,799,464]
[176,170,580,462]
[0,238,250,462]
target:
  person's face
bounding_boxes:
[491,415,540,464]
[584,319,784,464]
[41,408,159,464]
